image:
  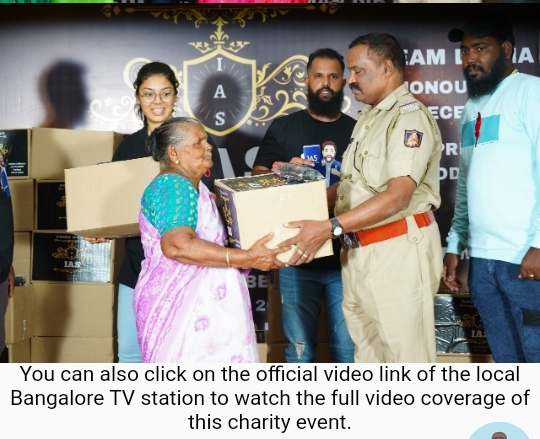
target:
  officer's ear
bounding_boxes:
[381,59,394,77]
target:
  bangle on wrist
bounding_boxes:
[226,248,231,268]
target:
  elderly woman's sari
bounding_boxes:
[133,175,258,363]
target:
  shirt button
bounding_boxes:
[348,174,352,179]
[339,195,344,200]
[413,237,418,243]
[363,150,368,156]
[365,126,370,130]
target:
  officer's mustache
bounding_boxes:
[349,83,361,91]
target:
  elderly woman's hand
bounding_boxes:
[83,237,111,244]
[246,233,290,271]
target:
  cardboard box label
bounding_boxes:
[36,181,67,230]
[216,185,241,248]
[435,294,491,355]
[32,233,112,282]
[0,129,30,178]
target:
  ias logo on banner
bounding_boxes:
[184,49,256,137]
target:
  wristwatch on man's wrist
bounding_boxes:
[330,217,343,239]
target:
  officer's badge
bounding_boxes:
[404,129,423,148]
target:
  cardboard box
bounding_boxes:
[267,285,328,344]
[35,180,67,230]
[435,293,491,355]
[5,284,34,344]
[7,338,31,363]
[437,353,493,364]
[13,232,31,286]
[268,343,332,363]
[256,330,267,363]
[9,179,34,232]
[31,232,113,283]
[258,343,268,363]
[65,157,160,238]
[31,127,123,180]
[0,128,30,178]
[31,337,115,363]
[215,174,332,262]
[267,268,279,288]
[33,283,115,337]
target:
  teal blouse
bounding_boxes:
[141,174,198,236]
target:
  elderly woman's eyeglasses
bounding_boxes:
[139,90,175,104]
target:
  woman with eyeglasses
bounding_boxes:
[109,61,224,363]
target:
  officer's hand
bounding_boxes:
[83,237,111,244]
[278,220,331,266]
[442,253,462,291]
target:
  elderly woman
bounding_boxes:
[134,117,285,363]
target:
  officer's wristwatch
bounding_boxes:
[330,217,343,239]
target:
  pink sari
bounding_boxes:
[133,182,258,363]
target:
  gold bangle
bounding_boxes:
[226,248,231,268]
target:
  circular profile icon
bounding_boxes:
[470,422,529,439]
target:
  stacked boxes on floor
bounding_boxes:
[5,128,33,362]
[266,270,332,363]
[5,127,124,362]
[435,291,493,363]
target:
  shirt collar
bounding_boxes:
[358,83,409,116]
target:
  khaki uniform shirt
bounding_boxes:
[335,84,442,228]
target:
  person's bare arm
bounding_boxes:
[161,227,289,271]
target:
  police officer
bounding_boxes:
[279,33,443,363]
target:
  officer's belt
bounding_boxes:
[340,210,435,249]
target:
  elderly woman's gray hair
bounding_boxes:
[146,117,205,165]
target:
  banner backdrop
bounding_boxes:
[1,4,539,328]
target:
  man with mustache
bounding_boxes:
[444,13,540,363]
[279,34,443,363]
[252,48,355,363]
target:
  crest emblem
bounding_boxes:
[184,48,256,137]
[404,129,423,148]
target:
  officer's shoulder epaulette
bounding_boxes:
[398,98,419,115]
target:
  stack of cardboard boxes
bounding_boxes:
[5,127,124,362]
